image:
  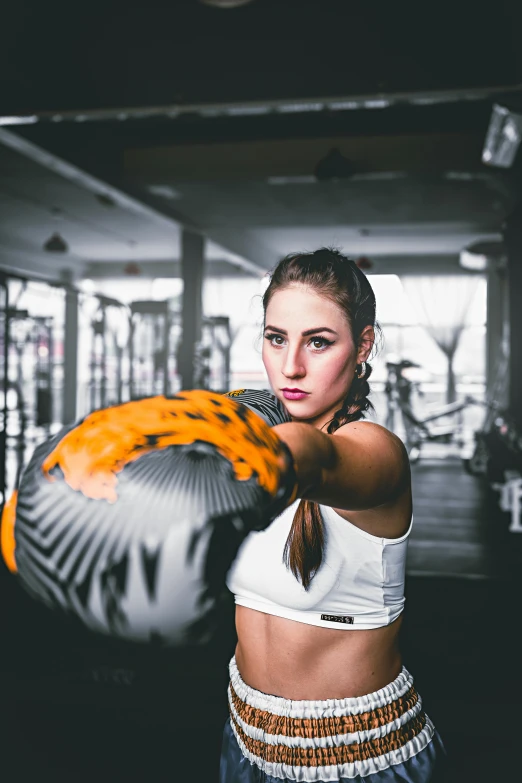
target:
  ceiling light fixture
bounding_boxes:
[148,185,182,200]
[267,175,316,185]
[226,105,270,116]
[277,102,324,113]
[459,240,504,271]
[327,101,360,111]
[459,250,487,271]
[363,99,391,109]
[314,148,357,181]
[43,232,69,253]
[355,256,373,271]
[0,115,38,126]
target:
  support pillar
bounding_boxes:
[486,255,509,407]
[61,271,79,424]
[504,205,522,427]
[178,230,205,390]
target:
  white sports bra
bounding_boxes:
[226,500,412,630]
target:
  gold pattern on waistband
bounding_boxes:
[229,682,419,738]
[229,708,427,766]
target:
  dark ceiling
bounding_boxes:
[2,0,522,116]
[1,1,521,282]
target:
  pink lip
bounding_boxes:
[282,389,309,400]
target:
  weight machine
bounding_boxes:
[129,300,173,399]
[128,300,231,399]
[384,358,482,463]
[33,316,55,430]
[385,354,522,532]
[189,314,231,393]
[0,274,60,504]
[85,294,130,411]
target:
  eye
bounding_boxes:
[309,337,334,351]
[264,332,285,347]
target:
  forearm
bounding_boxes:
[272,422,336,498]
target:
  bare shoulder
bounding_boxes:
[330,420,411,533]
[333,419,408,461]
[328,419,410,509]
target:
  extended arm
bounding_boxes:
[272,420,410,511]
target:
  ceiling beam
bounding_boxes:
[0,128,270,278]
[0,128,185,232]
[2,83,521,126]
[0,249,484,284]
[83,254,486,279]
[84,259,259,279]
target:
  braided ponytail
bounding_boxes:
[326,361,374,435]
[262,248,379,590]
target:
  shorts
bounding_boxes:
[219,656,446,782]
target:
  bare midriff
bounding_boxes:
[234,606,403,700]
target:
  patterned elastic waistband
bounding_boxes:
[227,656,435,781]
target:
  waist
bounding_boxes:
[235,605,403,700]
[227,653,435,781]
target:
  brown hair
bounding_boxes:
[262,247,379,590]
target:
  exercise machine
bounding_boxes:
[85,294,130,410]
[129,300,173,399]
[128,301,232,398]
[385,358,482,462]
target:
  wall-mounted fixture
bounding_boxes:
[482,104,522,168]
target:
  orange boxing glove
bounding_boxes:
[1,389,296,646]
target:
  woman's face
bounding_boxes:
[262,284,373,430]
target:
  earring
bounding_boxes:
[355,362,366,379]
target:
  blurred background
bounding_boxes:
[1,1,522,780]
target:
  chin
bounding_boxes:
[282,400,322,422]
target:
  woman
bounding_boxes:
[220,248,446,782]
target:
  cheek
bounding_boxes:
[320,354,352,384]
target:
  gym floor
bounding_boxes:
[2,456,521,781]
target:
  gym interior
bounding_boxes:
[1,3,522,780]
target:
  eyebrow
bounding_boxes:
[264,325,339,337]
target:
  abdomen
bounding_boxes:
[234,604,403,700]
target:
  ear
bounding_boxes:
[357,325,375,363]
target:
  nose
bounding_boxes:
[281,345,305,379]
